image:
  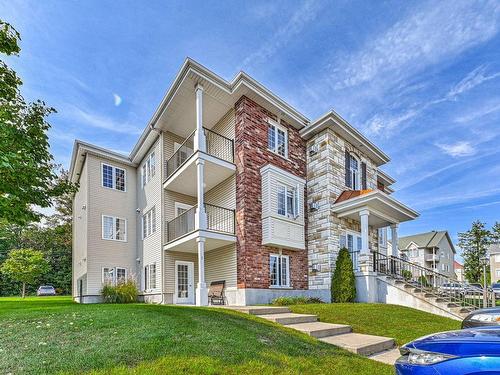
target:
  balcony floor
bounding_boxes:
[164,152,235,195]
[164,229,236,252]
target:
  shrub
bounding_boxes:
[331,247,356,303]
[271,296,324,306]
[418,276,430,287]
[101,278,138,303]
[401,270,412,280]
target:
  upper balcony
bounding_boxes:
[425,254,440,262]
[163,127,235,195]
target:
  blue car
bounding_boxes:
[395,326,500,374]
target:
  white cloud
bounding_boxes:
[67,106,142,135]
[364,109,419,136]
[436,141,476,157]
[446,65,500,99]
[454,99,500,123]
[333,0,500,90]
[242,0,323,69]
[113,93,122,106]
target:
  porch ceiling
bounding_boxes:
[332,190,419,228]
[164,230,236,252]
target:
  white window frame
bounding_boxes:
[142,206,156,239]
[270,254,290,288]
[144,264,157,290]
[141,151,156,188]
[174,202,193,217]
[276,183,299,219]
[378,228,387,247]
[102,267,127,286]
[102,215,127,242]
[267,120,288,158]
[101,163,126,192]
[347,153,360,190]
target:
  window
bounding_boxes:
[102,267,127,285]
[349,154,360,189]
[270,254,290,287]
[277,184,299,218]
[102,163,126,191]
[141,151,156,187]
[378,228,387,247]
[441,264,450,272]
[102,215,127,241]
[267,121,288,158]
[142,207,156,239]
[340,232,362,253]
[144,264,157,290]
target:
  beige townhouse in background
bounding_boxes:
[489,244,500,283]
[69,58,419,306]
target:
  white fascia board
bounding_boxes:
[260,163,306,184]
[377,169,396,185]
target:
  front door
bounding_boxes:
[174,261,194,304]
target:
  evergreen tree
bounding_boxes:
[459,220,491,284]
[331,248,356,302]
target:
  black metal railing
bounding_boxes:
[165,130,195,179]
[164,128,234,181]
[204,128,234,164]
[373,251,495,312]
[205,203,235,235]
[165,204,235,243]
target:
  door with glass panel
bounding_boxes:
[174,261,194,304]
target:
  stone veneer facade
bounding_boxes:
[234,96,308,290]
[307,128,379,291]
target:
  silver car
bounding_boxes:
[37,285,56,296]
[491,283,500,298]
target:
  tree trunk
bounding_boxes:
[22,282,25,298]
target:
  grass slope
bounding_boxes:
[290,303,461,346]
[0,297,391,374]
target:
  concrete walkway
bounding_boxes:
[222,306,399,365]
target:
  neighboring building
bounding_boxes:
[489,244,500,283]
[69,58,418,305]
[397,231,456,279]
[454,261,465,282]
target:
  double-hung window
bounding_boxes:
[277,184,299,218]
[349,154,359,189]
[268,121,288,158]
[142,206,156,239]
[141,152,156,187]
[102,163,126,191]
[270,254,290,288]
[144,264,157,290]
[102,267,127,285]
[102,215,127,241]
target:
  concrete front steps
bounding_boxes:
[227,306,397,364]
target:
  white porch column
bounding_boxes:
[360,210,370,255]
[391,224,399,257]
[195,237,208,306]
[194,84,206,153]
[195,158,207,230]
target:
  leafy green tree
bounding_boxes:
[0,248,50,297]
[331,248,356,303]
[459,220,491,284]
[0,20,74,225]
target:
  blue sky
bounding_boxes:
[2,1,500,257]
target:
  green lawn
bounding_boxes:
[290,303,461,346]
[0,297,392,375]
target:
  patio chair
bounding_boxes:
[208,280,225,305]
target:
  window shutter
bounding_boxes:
[294,184,300,217]
[345,150,351,187]
[361,162,367,190]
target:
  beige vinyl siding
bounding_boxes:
[164,251,198,294]
[205,175,236,209]
[85,154,137,295]
[164,191,197,223]
[205,244,237,288]
[72,158,89,296]
[137,137,162,293]
[163,131,188,162]
[210,109,235,139]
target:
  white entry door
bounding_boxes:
[174,261,194,304]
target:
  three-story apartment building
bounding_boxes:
[70,58,418,305]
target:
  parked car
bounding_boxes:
[395,327,500,374]
[491,283,500,298]
[37,285,56,296]
[462,307,500,329]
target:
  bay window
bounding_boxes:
[277,184,299,218]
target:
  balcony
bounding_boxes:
[164,203,236,252]
[425,254,440,262]
[163,128,235,195]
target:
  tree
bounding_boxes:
[0,20,74,225]
[491,222,500,244]
[459,220,491,284]
[331,248,356,303]
[0,248,50,297]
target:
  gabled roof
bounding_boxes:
[454,261,463,269]
[399,230,456,254]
